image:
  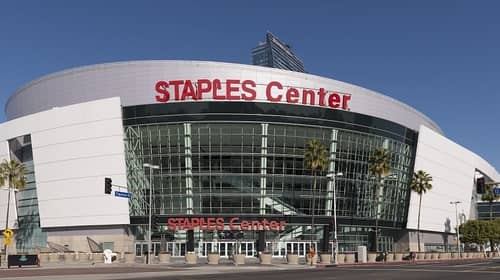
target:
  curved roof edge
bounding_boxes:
[6,60,443,134]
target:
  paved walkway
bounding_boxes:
[1,256,498,280]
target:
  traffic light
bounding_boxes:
[104,177,112,194]
[153,216,161,231]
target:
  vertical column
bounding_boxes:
[187,230,195,252]
[322,224,332,252]
[184,123,193,215]
[325,129,338,216]
[257,231,266,254]
[257,124,268,254]
[184,123,194,251]
[259,123,268,215]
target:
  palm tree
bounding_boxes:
[368,147,391,252]
[0,159,27,258]
[410,170,433,252]
[304,139,329,248]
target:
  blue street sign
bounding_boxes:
[114,191,132,199]
[493,188,500,195]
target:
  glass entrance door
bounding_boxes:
[198,241,255,258]
[266,241,315,257]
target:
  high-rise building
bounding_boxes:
[251,32,305,72]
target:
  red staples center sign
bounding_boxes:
[167,217,286,232]
[155,79,351,110]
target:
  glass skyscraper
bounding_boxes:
[251,32,305,73]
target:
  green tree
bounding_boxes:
[459,220,493,246]
[410,170,433,252]
[0,159,26,259]
[491,219,500,246]
[368,147,391,252]
[304,139,329,247]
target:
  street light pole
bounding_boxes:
[450,201,461,258]
[144,163,160,265]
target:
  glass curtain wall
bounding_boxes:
[8,134,47,252]
[124,122,414,250]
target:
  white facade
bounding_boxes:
[407,125,500,234]
[0,97,129,230]
[6,61,442,134]
[0,60,498,242]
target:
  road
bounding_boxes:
[1,260,500,280]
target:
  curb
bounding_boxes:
[315,257,497,268]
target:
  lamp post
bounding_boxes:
[327,172,343,265]
[144,163,160,265]
[450,201,461,258]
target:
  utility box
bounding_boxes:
[357,246,367,263]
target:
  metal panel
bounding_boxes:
[6,61,442,134]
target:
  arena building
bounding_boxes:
[0,61,498,258]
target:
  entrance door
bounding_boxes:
[135,241,186,257]
[266,241,316,257]
[198,241,256,258]
[134,241,160,258]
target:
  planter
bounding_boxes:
[93,253,104,263]
[450,252,457,259]
[336,253,345,264]
[424,253,431,260]
[80,253,91,264]
[367,253,377,262]
[431,253,439,260]
[442,253,451,259]
[394,253,403,261]
[123,253,135,264]
[38,253,49,265]
[207,253,220,265]
[259,253,272,265]
[287,254,299,265]
[159,252,171,264]
[74,253,81,263]
[319,253,331,264]
[415,252,425,260]
[65,253,77,264]
[345,253,355,264]
[185,251,197,265]
[48,253,60,263]
[385,253,394,262]
[233,254,246,265]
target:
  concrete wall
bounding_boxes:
[46,226,135,253]
[6,60,442,134]
[0,97,130,229]
[407,125,500,234]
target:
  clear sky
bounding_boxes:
[1,0,499,171]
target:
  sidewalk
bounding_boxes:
[317,256,500,268]
[2,256,498,280]
[0,258,312,280]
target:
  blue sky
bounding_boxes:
[1,0,499,171]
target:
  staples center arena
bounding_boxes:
[1,61,499,257]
